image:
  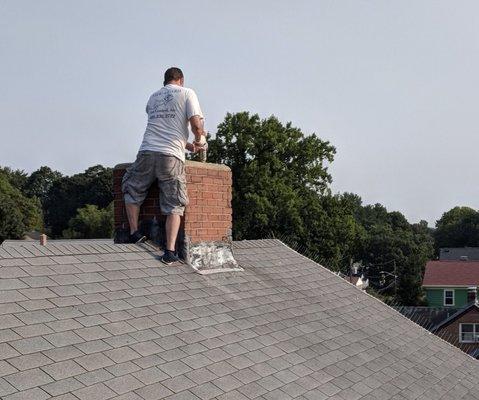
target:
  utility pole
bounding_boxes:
[349,258,353,283]
[394,261,397,298]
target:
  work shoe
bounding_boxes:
[129,231,147,244]
[160,250,181,265]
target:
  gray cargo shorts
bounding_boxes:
[122,151,188,216]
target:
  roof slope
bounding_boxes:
[423,260,479,286]
[431,302,479,332]
[440,247,479,261]
[0,239,479,399]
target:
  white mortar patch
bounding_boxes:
[188,242,242,273]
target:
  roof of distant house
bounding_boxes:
[423,260,479,286]
[1,239,479,399]
[440,247,479,261]
[395,306,462,330]
[431,302,479,332]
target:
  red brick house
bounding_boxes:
[432,302,479,358]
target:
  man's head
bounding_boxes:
[163,67,184,86]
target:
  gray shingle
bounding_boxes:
[105,360,141,377]
[8,353,51,371]
[41,376,84,396]
[190,382,224,399]
[44,331,84,347]
[4,368,53,391]
[9,337,52,355]
[43,344,84,362]
[0,377,16,397]
[132,366,168,384]
[106,374,144,395]
[41,359,86,380]
[0,280,27,291]
[73,382,116,400]
[162,375,196,393]
[3,387,50,400]
[135,382,173,399]
[76,353,115,371]
[75,325,111,341]
[76,368,114,386]
[0,315,23,329]
[1,238,479,399]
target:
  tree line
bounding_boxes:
[0,165,113,241]
[1,111,479,306]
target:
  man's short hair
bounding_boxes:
[163,67,184,86]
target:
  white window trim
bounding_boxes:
[444,289,455,306]
[459,323,479,343]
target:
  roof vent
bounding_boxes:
[460,255,469,261]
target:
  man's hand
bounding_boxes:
[194,141,208,153]
[186,141,208,153]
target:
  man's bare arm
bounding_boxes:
[189,115,206,143]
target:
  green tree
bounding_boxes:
[0,166,28,191]
[63,203,113,239]
[434,206,479,249]
[208,112,336,241]
[45,165,113,237]
[24,166,63,206]
[206,111,433,305]
[0,174,43,242]
[360,209,434,306]
[297,193,365,271]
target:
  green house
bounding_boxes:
[423,260,479,307]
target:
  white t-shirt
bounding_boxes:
[139,84,203,162]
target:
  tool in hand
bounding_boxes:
[196,136,207,162]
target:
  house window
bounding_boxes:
[444,290,454,306]
[468,287,477,303]
[460,324,479,343]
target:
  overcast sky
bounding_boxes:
[1,0,478,226]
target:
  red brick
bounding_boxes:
[191,175,203,184]
[207,169,219,177]
[114,161,232,244]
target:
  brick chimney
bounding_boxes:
[113,161,236,271]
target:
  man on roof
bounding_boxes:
[122,67,207,264]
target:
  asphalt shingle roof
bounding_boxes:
[0,238,479,399]
[423,260,479,286]
[440,247,479,261]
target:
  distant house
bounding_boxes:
[396,303,479,358]
[395,306,461,330]
[423,260,479,307]
[337,272,369,290]
[348,274,369,290]
[415,249,479,357]
[440,247,479,261]
[432,302,479,358]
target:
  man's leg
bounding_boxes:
[125,203,140,235]
[122,152,155,242]
[165,214,181,252]
[157,155,188,264]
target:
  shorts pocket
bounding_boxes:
[121,170,130,193]
[177,180,189,207]
[132,152,151,175]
